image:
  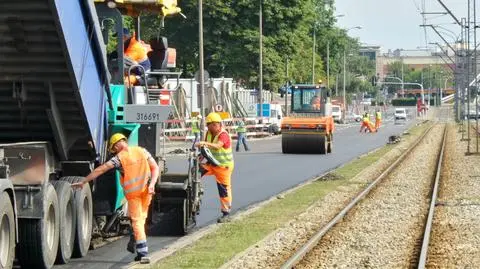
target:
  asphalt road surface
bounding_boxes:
[54,115,415,269]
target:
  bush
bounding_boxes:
[391,98,417,106]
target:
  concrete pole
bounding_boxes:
[312,26,316,84]
[198,0,206,137]
[259,0,263,121]
[343,50,347,118]
[327,41,330,88]
[285,57,289,117]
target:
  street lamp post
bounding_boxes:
[312,25,316,84]
[198,0,206,136]
[258,0,263,121]
[342,26,361,121]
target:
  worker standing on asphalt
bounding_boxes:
[236,118,250,152]
[196,112,234,223]
[375,109,382,130]
[191,114,202,150]
[72,133,159,264]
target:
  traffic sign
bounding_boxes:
[214,104,223,112]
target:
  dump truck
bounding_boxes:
[0,1,202,268]
[281,85,335,154]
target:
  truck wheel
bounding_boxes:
[61,177,93,258]
[17,184,59,269]
[0,192,15,269]
[52,180,76,264]
[178,199,188,235]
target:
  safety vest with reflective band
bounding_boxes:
[117,146,151,199]
[206,130,234,168]
[236,121,247,133]
[125,37,150,69]
[191,119,200,134]
[363,114,370,122]
[375,112,382,120]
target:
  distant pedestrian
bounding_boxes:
[236,118,250,152]
[191,114,202,150]
[375,109,382,130]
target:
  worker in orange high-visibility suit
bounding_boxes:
[360,112,376,133]
[122,28,151,86]
[72,133,159,264]
[196,112,235,223]
[375,110,382,130]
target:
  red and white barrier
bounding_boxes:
[161,117,273,141]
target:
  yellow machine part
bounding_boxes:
[94,0,181,17]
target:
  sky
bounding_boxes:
[335,0,470,52]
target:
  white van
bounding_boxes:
[331,105,343,123]
[394,108,407,120]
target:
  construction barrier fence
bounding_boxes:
[161,117,276,141]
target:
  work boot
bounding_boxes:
[134,254,151,264]
[217,212,231,223]
[126,234,135,254]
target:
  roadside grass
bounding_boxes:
[150,122,428,269]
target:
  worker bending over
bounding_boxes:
[196,112,235,223]
[375,109,382,130]
[360,112,376,133]
[72,133,159,263]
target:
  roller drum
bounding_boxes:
[282,133,327,154]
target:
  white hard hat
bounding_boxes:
[196,115,203,119]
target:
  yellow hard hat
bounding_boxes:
[109,133,127,152]
[205,112,222,124]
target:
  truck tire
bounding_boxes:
[60,176,93,258]
[17,184,59,269]
[176,199,188,236]
[0,192,15,269]
[52,180,76,264]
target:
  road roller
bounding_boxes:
[281,84,335,154]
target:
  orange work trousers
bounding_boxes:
[201,164,234,213]
[127,191,152,245]
[375,119,381,129]
[360,121,376,133]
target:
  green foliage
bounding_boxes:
[125,0,370,93]
[391,98,417,106]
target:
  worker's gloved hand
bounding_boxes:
[195,141,205,148]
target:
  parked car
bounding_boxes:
[394,108,407,120]
[346,111,362,122]
[331,105,343,123]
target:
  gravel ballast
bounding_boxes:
[221,123,432,269]
[426,124,480,268]
[295,124,445,268]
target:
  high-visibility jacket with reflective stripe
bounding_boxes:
[117,146,151,199]
[363,114,370,122]
[236,121,247,133]
[206,130,234,168]
[125,37,149,65]
[375,112,382,120]
[191,119,200,133]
